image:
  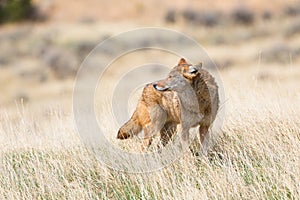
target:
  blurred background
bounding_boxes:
[0,0,300,113]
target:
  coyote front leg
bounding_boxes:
[176,124,190,151]
[141,105,167,150]
[160,122,176,147]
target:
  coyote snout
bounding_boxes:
[154,65,199,92]
[153,74,188,92]
[152,83,169,92]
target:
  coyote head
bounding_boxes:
[153,58,201,92]
[175,58,202,79]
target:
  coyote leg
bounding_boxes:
[141,136,153,151]
[199,125,209,144]
[199,125,210,155]
[177,125,189,151]
[160,122,176,147]
[141,105,167,151]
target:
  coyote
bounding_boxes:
[153,70,203,149]
[117,58,219,150]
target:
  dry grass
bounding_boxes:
[1,1,300,198]
[0,65,299,199]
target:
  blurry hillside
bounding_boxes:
[0,0,300,110]
[32,0,300,23]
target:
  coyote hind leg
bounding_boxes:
[199,125,209,144]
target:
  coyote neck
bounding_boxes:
[176,86,199,114]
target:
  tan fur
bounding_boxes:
[117,58,219,150]
[154,69,204,149]
[117,83,180,148]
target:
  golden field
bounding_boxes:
[0,0,299,199]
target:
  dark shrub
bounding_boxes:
[262,10,272,20]
[182,9,197,22]
[165,9,176,23]
[182,8,220,27]
[200,11,220,27]
[42,47,79,79]
[0,0,36,23]
[284,3,300,17]
[231,7,254,25]
[262,43,293,64]
[73,41,97,62]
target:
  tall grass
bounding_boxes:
[0,73,299,199]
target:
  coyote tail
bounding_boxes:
[117,111,142,139]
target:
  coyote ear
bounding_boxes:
[194,62,202,69]
[183,65,199,79]
[178,58,187,65]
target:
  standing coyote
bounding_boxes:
[153,69,203,149]
[117,58,219,150]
